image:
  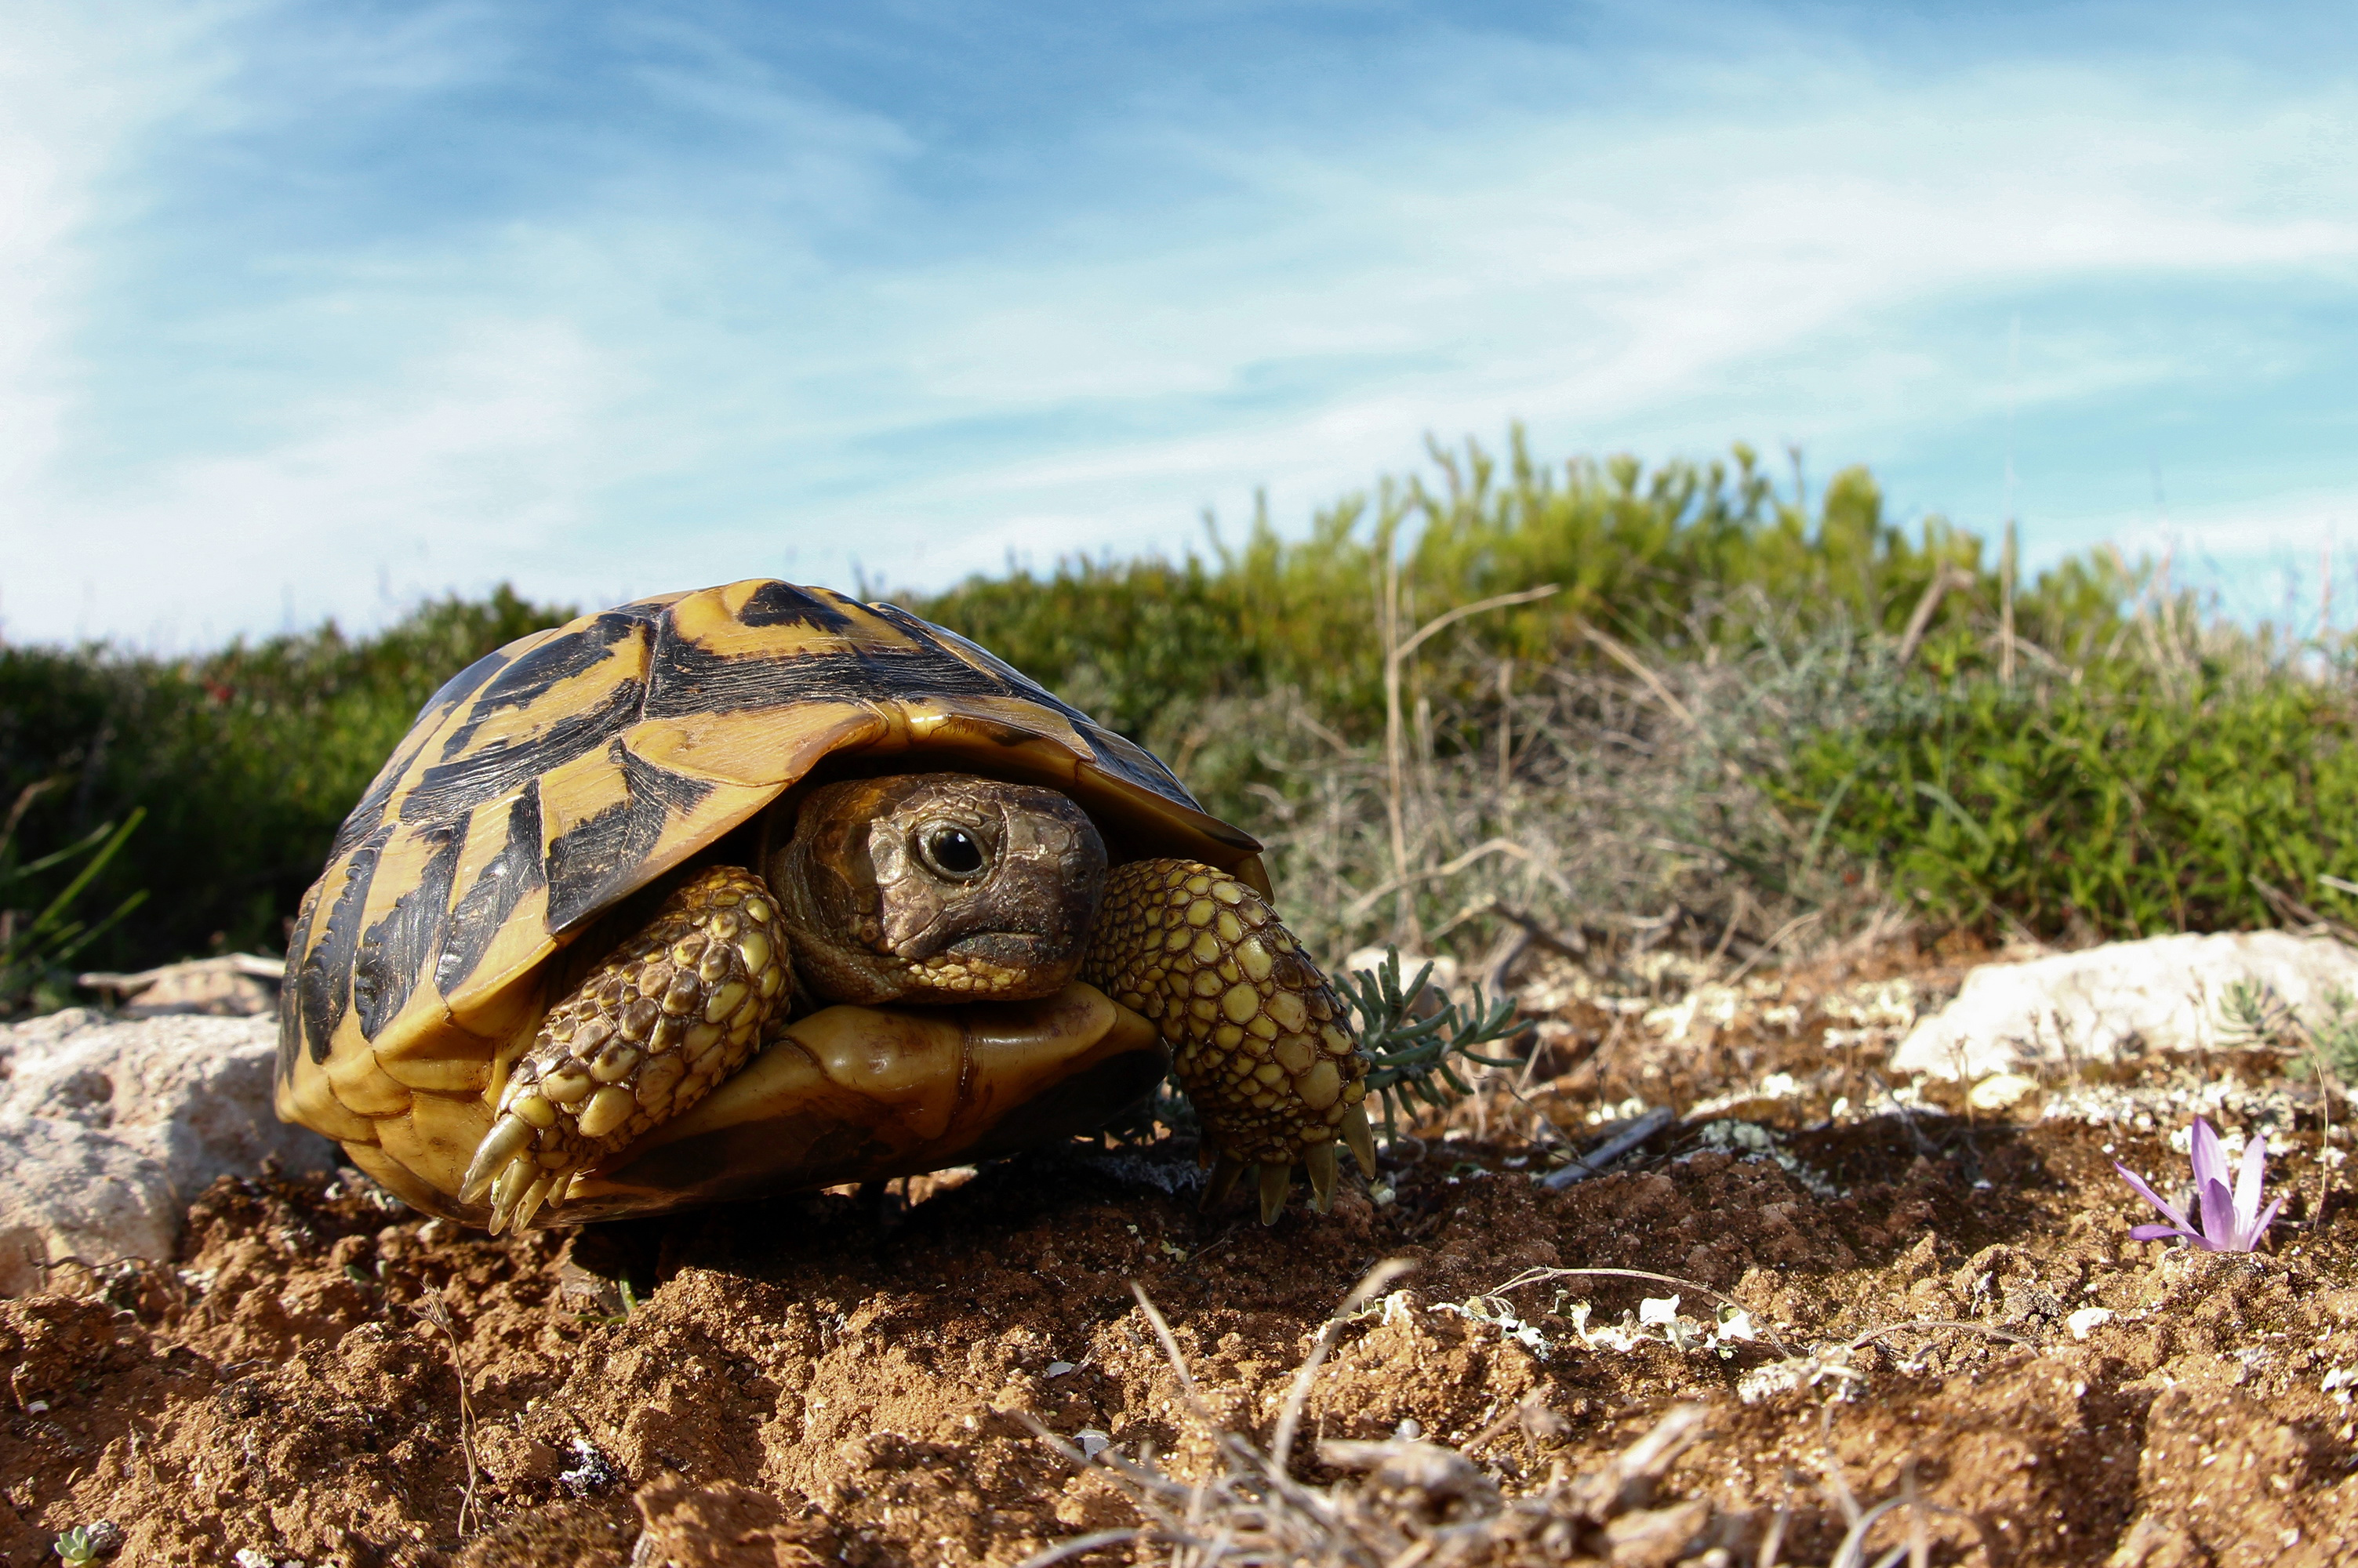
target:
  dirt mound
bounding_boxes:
[7,943,2358,1566]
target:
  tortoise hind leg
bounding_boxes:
[1082,858,1376,1223]
[463,866,794,1232]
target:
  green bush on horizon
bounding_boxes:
[0,427,2302,989]
[0,586,572,974]
[907,430,2101,744]
[1774,662,2358,941]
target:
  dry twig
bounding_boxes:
[412,1290,482,1539]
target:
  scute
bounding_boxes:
[274,579,1270,1184]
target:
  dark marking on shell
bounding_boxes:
[866,601,1204,811]
[871,604,1074,706]
[328,641,518,858]
[434,785,546,998]
[431,609,654,764]
[543,743,718,934]
[277,880,324,1085]
[412,643,512,727]
[736,581,861,634]
[400,675,641,826]
[297,826,389,1064]
[643,624,1003,719]
[351,817,467,1040]
[332,725,434,858]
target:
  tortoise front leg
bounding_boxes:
[462,866,794,1232]
[1082,859,1376,1222]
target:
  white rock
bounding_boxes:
[0,1009,336,1292]
[1967,1073,2041,1112]
[2067,1306,2115,1341]
[0,1117,178,1296]
[77,953,283,1018]
[1891,931,2358,1080]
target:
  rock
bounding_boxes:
[0,1009,335,1293]
[1967,1072,2040,1111]
[76,953,282,1018]
[1891,931,2358,1080]
[0,1119,177,1296]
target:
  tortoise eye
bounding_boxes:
[916,822,990,881]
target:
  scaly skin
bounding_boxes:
[463,866,794,1233]
[1081,858,1376,1221]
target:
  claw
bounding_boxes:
[461,1113,536,1204]
[486,1156,536,1235]
[1204,1153,1247,1210]
[1304,1141,1339,1214]
[1341,1102,1377,1178]
[514,1171,558,1232]
[1256,1160,1291,1225]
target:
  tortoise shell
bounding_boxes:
[274,579,1268,1214]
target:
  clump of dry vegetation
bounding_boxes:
[1017,1266,2004,1568]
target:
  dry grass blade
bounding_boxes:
[1575,617,1697,729]
[1128,1280,1213,1428]
[1380,578,1563,946]
[1816,1396,2004,1568]
[1272,1258,1419,1470]
[1012,1526,1161,1567]
[411,1289,481,1539]
[1025,1267,1775,1568]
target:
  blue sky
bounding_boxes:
[3,0,2355,646]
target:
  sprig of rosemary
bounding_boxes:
[1342,948,1524,1141]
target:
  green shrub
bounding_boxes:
[0,426,2272,978]
[0,587,572,971]
[906,430,2017,748]
[0,782,147,1016]
[1775,668,2358,940]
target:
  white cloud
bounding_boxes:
[2,6,2356,643]
[0,2,248,494]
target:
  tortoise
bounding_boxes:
[274,579,1374,1233]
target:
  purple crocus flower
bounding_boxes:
[2113,1116,2286,1253]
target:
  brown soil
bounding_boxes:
[8,936,2358,1566]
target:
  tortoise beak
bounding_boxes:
[550,982,1165,1221]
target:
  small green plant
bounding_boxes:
[52,1521,121,1563]
[1341,949,1525,1140]
[0,780,147,1017]
[2218,976,2298,1047]
[583,1276,641,1327]
[2307,986,2358,1083]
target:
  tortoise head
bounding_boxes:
[766,773,1109,1006]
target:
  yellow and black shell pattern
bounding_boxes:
[274,579,1267,1195]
